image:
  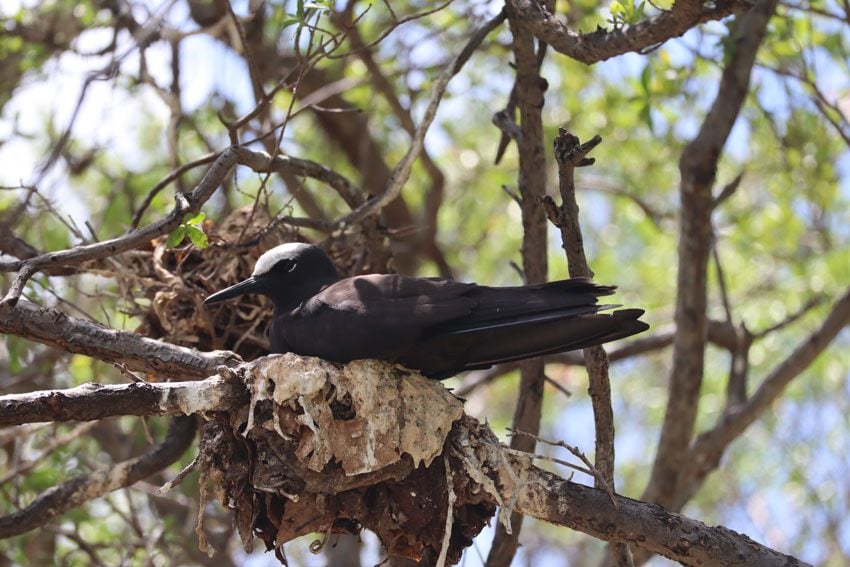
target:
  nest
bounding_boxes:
[197,355,497,565]
[114,206,393,363]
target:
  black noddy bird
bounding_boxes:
[204,243,648,379]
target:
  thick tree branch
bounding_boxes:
[643,0,778,508]
[0,416,197,539]
[0,355,810,565]
[507,457,808,566]
[470,416,817,565]
[508,0,748,64]
[0,375,246,427]
[0,300,240,380]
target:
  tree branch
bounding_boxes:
[0,299,240,380]
[549,129,631,565]
[0,147,244,306]
[0,355,812,566]
[508,0,748,65]
[0,375,246,427]
[643,0,778,508]
[230,145,364,209]
[506,457,808,567]
[487,4,550,565]
[676,284,850,508]
[458,418,807,566]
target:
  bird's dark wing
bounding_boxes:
[402,309,648,379]
[397,279,648,378]
[424,278,615,335]
[276,274,477,362]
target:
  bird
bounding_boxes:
[204,243,648,379]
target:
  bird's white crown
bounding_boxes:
[252,242,313,276]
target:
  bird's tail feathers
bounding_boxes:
[456,308,648,370]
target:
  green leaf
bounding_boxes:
[187,212,206,226]
[166,226,186,248]
[186,225,209,249]
[610,0,625,16]
[639,103,654,134]
[640,63,652,94]
[281,16,301,30]
[632,1,646,23]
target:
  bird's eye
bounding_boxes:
[269,259,295,275]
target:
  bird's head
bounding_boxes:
[204,242,339,311]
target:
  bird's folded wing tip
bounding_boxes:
[612,307,646,319]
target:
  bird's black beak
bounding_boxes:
[204,276,264,305]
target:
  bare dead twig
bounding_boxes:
[113,362,147,383]
[332,9,507,232]
[508,428,616,504]
[546,128,628,564]
[435,458,456,567]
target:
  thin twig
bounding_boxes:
[331,9,507,232]
[507,428,616,504]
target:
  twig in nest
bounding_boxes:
[436,458,457,567]
[195,460,212,557]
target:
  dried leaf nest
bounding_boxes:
[198,355,496,565]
